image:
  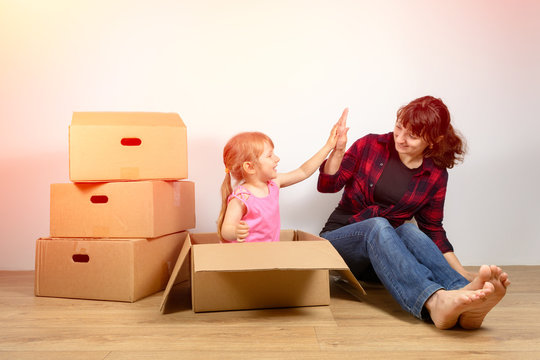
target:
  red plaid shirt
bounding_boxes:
[317,132,453,253]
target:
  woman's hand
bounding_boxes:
[443,252,477,282]
[324,108,349,152]
[322,108,349,175]
[459,269,478,282]
[335,108,349,153]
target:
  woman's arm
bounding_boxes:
[415,171,454,253]
[415,170,477,281]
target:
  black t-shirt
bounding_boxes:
[373,140,421,207]
[321,139,421,234]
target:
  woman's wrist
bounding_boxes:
[323,149,345,174]
[332,148,346,157]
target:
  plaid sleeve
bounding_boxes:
[317,138,364,193]
[415,171,454,253]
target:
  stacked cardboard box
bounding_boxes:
[35,112,195,302]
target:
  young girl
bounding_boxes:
[217,111,347,243]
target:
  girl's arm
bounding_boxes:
[220,198,249,242]
[277,109,348,188]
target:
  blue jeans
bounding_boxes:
[321,217,469,320]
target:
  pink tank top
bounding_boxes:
[227,181,280,242]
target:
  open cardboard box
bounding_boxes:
[69,112,188,182]
[50,180,195,238]
[35,232,188,302]
[160,230,365,313]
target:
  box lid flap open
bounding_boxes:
[193,240,348,272]
[159,236,191,313]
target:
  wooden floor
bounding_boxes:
[0,266,539,360]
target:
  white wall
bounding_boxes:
[1,0,539,270]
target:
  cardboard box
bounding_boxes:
[35,232,188,302]
[160,230,365,313]
[50,180,195,238]
[69,112,187,182]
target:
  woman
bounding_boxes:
[318,96,510,329]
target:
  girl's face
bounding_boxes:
[393,121,430,159]
[256,141,280,181]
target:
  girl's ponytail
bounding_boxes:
[217,171,233,239]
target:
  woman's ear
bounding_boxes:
[242,161,256,175]
[429,135,444,149]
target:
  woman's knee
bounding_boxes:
[364,217,397,247]
[323,217,394,251]
[396,222,420,236]
[365,217,393,231]
[396,222,432,246]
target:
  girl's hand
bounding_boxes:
[235,221,249,242]
[325,122,339,150]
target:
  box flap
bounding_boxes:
[294,230,365,294]
[72,112,184,127]
[188,232,221,245]
[278,229,296,241]
[295,230,327,242]
[159,236,192,313]
[193,240,349,272]
[333,270,367,295]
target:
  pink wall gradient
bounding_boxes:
[1,0,539,269]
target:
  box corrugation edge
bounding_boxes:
[34,238,45,296]
[71,112,184,127]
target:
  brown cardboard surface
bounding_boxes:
[50,180,195,238]
[35,232,188,302]
[192,241,350,272]
[158,234,193,312]
[160,230,365,313]
[69,112,187,182]
[193,270,329,312]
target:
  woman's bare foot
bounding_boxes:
[459,265,510,329]
[425,281,495,330]
[465,264,511,291]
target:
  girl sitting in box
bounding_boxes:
[217,111,347,243]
